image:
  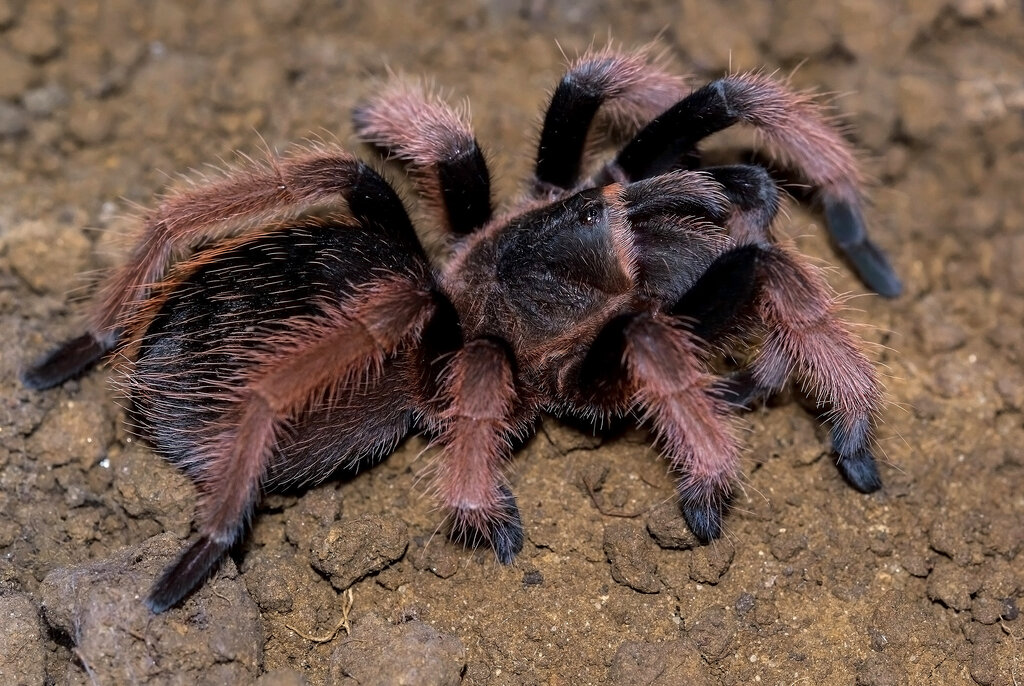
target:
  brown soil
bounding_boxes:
[2,1,1023,684]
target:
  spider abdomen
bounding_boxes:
[128,220,426,488]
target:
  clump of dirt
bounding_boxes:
[41,533,263,684]
[2,1,1022,684]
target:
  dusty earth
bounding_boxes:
[1,0,1023,684]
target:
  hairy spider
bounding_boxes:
[23,48,899,613]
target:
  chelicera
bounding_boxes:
[23,48,900,613]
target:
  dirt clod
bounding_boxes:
[0,593,44,686]
[686,607,735,663]
[310,514,408,591]
[689,539,735,584]
[603,521,661,594]
[330,613,465,686]
[645,500,699,550]
[927,560,983,611]
[40,533,263,684]
[3,220,90,295]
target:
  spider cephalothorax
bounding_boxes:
[23,47,899,613]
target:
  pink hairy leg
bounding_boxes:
[609,71,901,296]
[535,46,687,192]
[561,46,687,140]
[90,147,406,343]
[716,73,901,296]
[752,246,883,491]
[146,277,435,612]
[623,313,741,541]
[352,80,492,238]
[432,337,524,562]
[22,147,420,391]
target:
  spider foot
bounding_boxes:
[146,535,230,613]
[22,332,109,390]
[454,485,524,564]
[680,495,725,543]
[833,446,882,494]
[822,197,902,298]
[830,424,882,493]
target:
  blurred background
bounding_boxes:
[1,1,1022,684]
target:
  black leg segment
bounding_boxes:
[706,165,781,236]
[671,244,762,344]
[352,89,494,235]
[615,81,739,182]
[681,495,725,543]
[713,368,769,410]
[822,197,902,298]
[830,421,882,493]
[437,144,493,235]
[574,313,633,402]
[458,485,525,565]
[535,78,606,190]
[146,535,231,613]
[490,485,525,564]
[346,163,424,251]
[21,332,110,390]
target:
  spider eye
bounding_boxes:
[578,204,602,226]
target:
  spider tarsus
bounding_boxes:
[146,535,230,614]
[457,486,525,565]
[490,486,525,564]
[833,447,882,494]
[822,197,902,298]
[681,497,725,543]
[829,421,882,492]
[21,332,108,390]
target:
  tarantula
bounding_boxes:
[23,48,899,613]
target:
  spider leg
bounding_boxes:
[574,312,740,542]
[534,47,686,192]
[22,151,420,389]
[678,251,882,496]
[353,81,493,236]
[750,246,883,492]
[21,332,109,391]
[145,277,436,612]
[626,314,740,541]
[432,337,524,563]
[607,74,901,297]
[695,164,883,490]
[664,161,882,489]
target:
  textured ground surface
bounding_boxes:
[2,1,1023,684]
